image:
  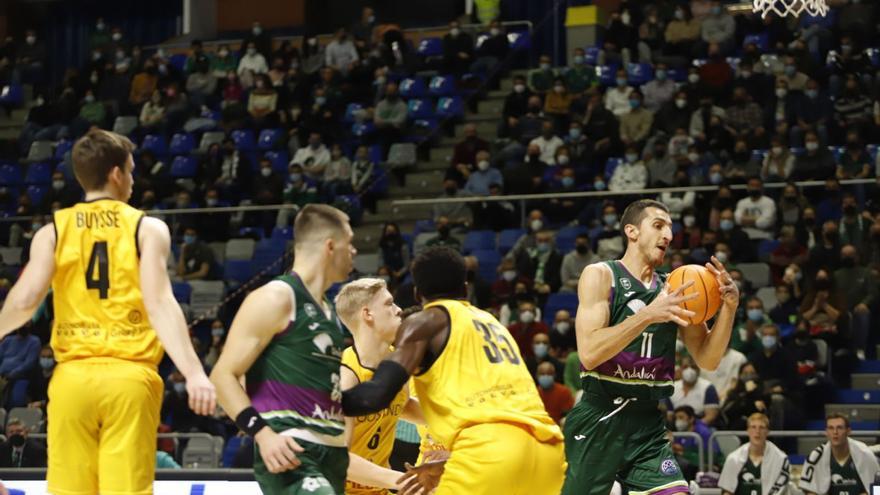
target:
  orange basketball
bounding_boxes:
[667,264,721,325]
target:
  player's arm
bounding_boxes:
[576,264,697,370]
[209,281,304,474]
[401,393,426,424]
[340,364,405,489]
[680,257,739,371]
[342,308,447,416]
[138,217,215,414]
[0,225,56,339]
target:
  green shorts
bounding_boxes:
[562,385,689,495]
[253,438,349,495]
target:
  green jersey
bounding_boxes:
[735,459,762,495]
[830,456,866,495]
[580,260,678,400]
[246,273,346,438]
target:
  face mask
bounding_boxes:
[805,142,819,152]
[716,219,733,233]
[625,153,638,163]
[477,160,490,171]
[575,244,589,255]
[555,321,571,334]
[247,48,257,56]
[112,33,122,41]
[674,419,689,432]
[557,155,570,166]
[514,83,526,93]
[747,309,764,322]
[711,6,722,15]
[26,35,36,45]
[761,335,777,349]
[96,22,105,30]
[683,215,696,228]
[616,78,627,87]
[653,69,667,81]
[530,219,543,232]
[629,99,641,109]
[805,89,818,99]
[573,55,584,65]
[776,292,790,304]
[740,70,752,79]
[554,85,565,94]
[784,65,796,77]
[537,375,555,389]
[688,74,700,84]
[675,10,685,20]
[52,180,65,191]
[682,367,698,384]
[540,62,551,71]
[561,176,575,188]
[841,257,856,268]
[212,328,225,338]
[536,242,551,253]
[604,214,618,226]
[775,88,787,98]
[183,234,196,245]
[39,357,54,369]
[261,168,272,177]
[520,310,535,323]
[675,98,687,109]
[534,343,549,358]
[9,434,25,448]
[174,382,187,394]
[594,180,606,191]
[289,172,302,183]
[502,270,517,282]
[445,186,457,196]
[252,26,263,35]
[569,128,581,139]
[714,251,729,264]
[315,96,326,106]
[449,27,461,36]
[85,94,95,103]
[218,49,229,57]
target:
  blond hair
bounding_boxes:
[747,412,770,429]
[334,277,387,329]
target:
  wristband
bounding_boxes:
[235,406,269,436]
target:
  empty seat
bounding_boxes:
[556,225,588,254]
[354,253,380,275]
[407,99,435,120]
[225,239,256,260]
[738,262,770,288]
[199,131,226,153]
[169,133,196,155]
[170,156,197,178]
[7,407,42,433]
[462,230,496,254]
[755,287,778,311]
[417,37,443,57]
[24,162,52,185]
[54,140,73,161]
[258,129,283,150]
[26,185,48,205]
[471,250,500,282]
[435,96,463,119]
[343,103,366,124]
[834,390,880,404]
[230,129,256,151]
[386,143,416,170]
[112,116,139,136]
[271,227,294,241]
[852,374,880,390]
[264,150,289,173]
[498,228,525,255]
[208,242,227,265]
[399,78,426,99]
[222,436,246,467]
[626,63,654,85]
[172,281,192,304]
[0,247,22,265]
[26,141,54,163]
[543,293,579,324]
[428,75,456,97]
[182,436,218,468]
[141,134,168,155]
[0,163,21,186]
[825,403,880,422]
[223,260,254,286]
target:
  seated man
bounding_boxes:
[0,418,47,467]
[175,227,216,281]
[800,413,880,495]
[719,413,790,495]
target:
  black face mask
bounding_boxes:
[734,151,750,162]
[466,270,476,281]
[814,279,831,291]
[445,187,457,196]
[438,226,450,237]
[795,330,809,342]
[749,189,762,199]
[653,149,666,158]
[843,205,857,216]
[803,217,816,227]
[9,434,24,448]
[703,242,716,252]
[824,231,839,243]
[841,257,856,268]
[575,244,589,254]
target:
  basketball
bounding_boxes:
[667,264,721,325]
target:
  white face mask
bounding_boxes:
[502,270,517,282]
[555,321,571,334]
[675,419,690,431]
[530,219,543,232]
[775,88,787,98]
[557,155,569,165]
[714,251,729,264]
[683,215,696,228]
[514,83,526,93]
[477,160,490,171]
[675,98,687,109]
[682,367,698,384]
[111,33,121,41]
[520,310,535,323]
[688,74,700,84]
[261,168,272,177]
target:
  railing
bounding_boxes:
[707,430,880,469]
[0,203,300,224]
[673,431,707,473]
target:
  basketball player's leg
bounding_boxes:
[46,362,100,495]
[561,400,627,495]
[620,412,688,495]
[96,362,163,495]
[253,440,348,495]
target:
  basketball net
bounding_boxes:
[752,0,828,17]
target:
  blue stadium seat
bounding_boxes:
[368,145,384,164]
[224,260,254,286]
[471,249,501,281]
[556,225,588,254]
[366,164,389,195]
[407,99,435,120]
[417,38,443,58]
[169,133,195,155]
[584,46,601,66]
[597,65,619,87]
[605,157,623,179]
[834,390,880,404]
[170,156,197,178]
[258,129,283,151]
[544,293,579,324]
[264,151,289,174]
[626,63,654,86]
[0,163,21,186]
[666,67,687,83]
[171,282,192,303]
[413,220,436,237]
[222,436,247,468]
[399,78,426,99]
[867,144,878,162]
[435,97,464,119]
[237,227,264,240]
[751,149,767,162]
[253,240,285,272]
[271,226,294,241]
[26,185,48,205]
[230,129,256,151]
[856,361,880,373]
[463,230,496,254]
[55,162,74,180]
[169,53,188,72]
[0,84,24,106]
[351,122,375,139]
[54,140,73,161]
[24,162,52,185]
[428,75,456,97]
[743,33,769,52]
[507,31,530,51]
[343,103,365,124]
[498,228,525,255]
[141,134,168,155]
[757,239,780,261]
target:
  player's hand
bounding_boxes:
[255,428,304,473]
[185,372,217,415]
[645,281,697,327]
[705,256,739,308]
[396,459,447,495]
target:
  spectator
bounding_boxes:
[528,55,556,94]
[719,413,791,495]
[433,179,472,226]
[655,92,693,136]
[735,177,776,241]
[563,48,596,95]
[526,333,564,382]
[641,63,676,112]
[425,216,461,251]
[325,28,359,75]
[246,74,277,128]
[636,7,665,63]
[543,78,574,126]
[721,362,771,429]
[609,145,648,192]
[595,204,625,260]
[351,6,376,49]
[769,226,809,282]
[211,44,237,79]
[463,255,491,309]
[769,284,800,327]
[291,132,331,177]
[833,245,877,360]
[800,414,880,495]
[560,234,597,293]
[77,89,106,129]
[515,230,563,298]
[176,227,215,281]
[732,297,772,356]
[700,1,735,53]
[351,145,376,212]
[221,71,244,108]
[834,76,872,137]
[671,208,702,251]
[581,89,619,164]
[777,55,809,92]
[536,361,574,425]
[280,165,319,212]
[44,171,80,208]
[160,371,224,436]
[507,299,548,360]
[378,222,410,283]
[26,345,54,410]
[212,138,252,199]
[727,86,764,136]
[251,156,284,229]
[792,131,836,181]
[644,138,676,188]
[761,137,795,181]
[529,121,565,165]
[471,20,508,84]
[502,75,532,122]
[792,78,832,146]
[0,418,46,467]
[808,221,842,276]
[619,90,652,146]
[129,59,159,107]
[839,193,871,248]
[323,144,352,196]
[242,21,272,60]
[602,8,637,66]
[0,325,40,409]
[671,405,713,472]
[604,68,634,116]
[689,96,727,141]
[464,150,502,196]
[490,258,528,307]
[837,130,872,179]
[664,4,701,59]
[671,356,721,426]
[724,140,761,183]
[442,20,473,76]
[702,343,748,403]
[698,43,734,98]
[157,450,181,469]
[203,320,227,369]
[183,39,209,75]
[548,309,576,356]
[748,324,803,418]
[237,41,268,87]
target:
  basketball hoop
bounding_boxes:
[752,0,828,18]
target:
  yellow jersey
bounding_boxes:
[51,199,163,367]
[412,299,563,448]
[341,345,409,495]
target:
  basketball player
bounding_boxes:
[0,129,215,494]
[562,199,739,495]
[334,278,433,494]
[210,204,355,495]
[341,247,566,495]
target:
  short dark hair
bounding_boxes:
[620,199,669,241]
[826,412,850,428]
[575,233,590,242]
[674,405,696,419]
[412,247,467,301]
[293,204,350,248]
[72,129,135,191]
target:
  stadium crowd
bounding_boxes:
[0,0,879,480]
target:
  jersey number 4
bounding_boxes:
[473,320,520,365]
[85,241,110,299]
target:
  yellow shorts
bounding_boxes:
[435,423,567,495]
[47,359,163,495]
[345,480,391,495]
